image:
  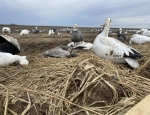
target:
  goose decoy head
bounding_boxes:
[19,56,29,66]
[73,24,78,31]
[102,18,111,28]
[73,24,78,28]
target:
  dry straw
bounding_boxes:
[0,50,150,115]
[0,30,150,115]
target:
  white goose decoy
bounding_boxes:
[67,41,93,50]
[0,52,29,67]
[48,29,55,36]
[93,18,142,68]
[2,27,11,35]
[141,29,150,37]
[48,28,60,36]
[20,29,30,37]
[129,34,150,45]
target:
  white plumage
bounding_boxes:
[141,29,150,37]
[48,29,55,36]
[93,18,142,68]
[129,34,150,45]
[2,27,11,35]
[20,29,30,37]
[48,29,60,36]
[67,41,93,50]
[0,52,29,67]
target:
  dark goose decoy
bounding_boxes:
[71,24,83,47]
[0,35,20,54]
[93,18,142,68]
[117,28,127,43]
[32,27,40,34]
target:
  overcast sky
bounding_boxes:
[0,0,150,28]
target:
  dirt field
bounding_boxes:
[0,25,150,115]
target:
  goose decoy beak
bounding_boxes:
[100,24,105,28]
[18,63,27,68]
[66,54,72,58]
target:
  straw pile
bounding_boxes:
[0,49,150,115]
[0,31,150,115]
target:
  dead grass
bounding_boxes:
[0,29,150,115]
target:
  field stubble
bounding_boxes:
[0,28,150,115]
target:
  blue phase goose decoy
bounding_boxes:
[42,46,77,58]
[93,18,142,68]
[32,27,40,34]
[117,28,127,42]
[71,24,83,47]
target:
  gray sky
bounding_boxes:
[0,0,150,28]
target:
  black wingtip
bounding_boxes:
[124,49,143,59]
[74,46,86,50]
[67,53,78,58]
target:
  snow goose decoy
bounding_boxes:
[0,52,29,67]
[42,46,77,58]
[20,29,30,37]
[71,24,83,47]
[93,18,142,68]
[67,41,93,50]
[2,27,11,35]
[141,29,150,37]
[129,34,150,45]
[0,35,20,54]
[48,28,60,36]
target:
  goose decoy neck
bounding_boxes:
[100,18,111,37]
[119,28,122,33]
[73,24,78,31]
[73,28,78,31]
